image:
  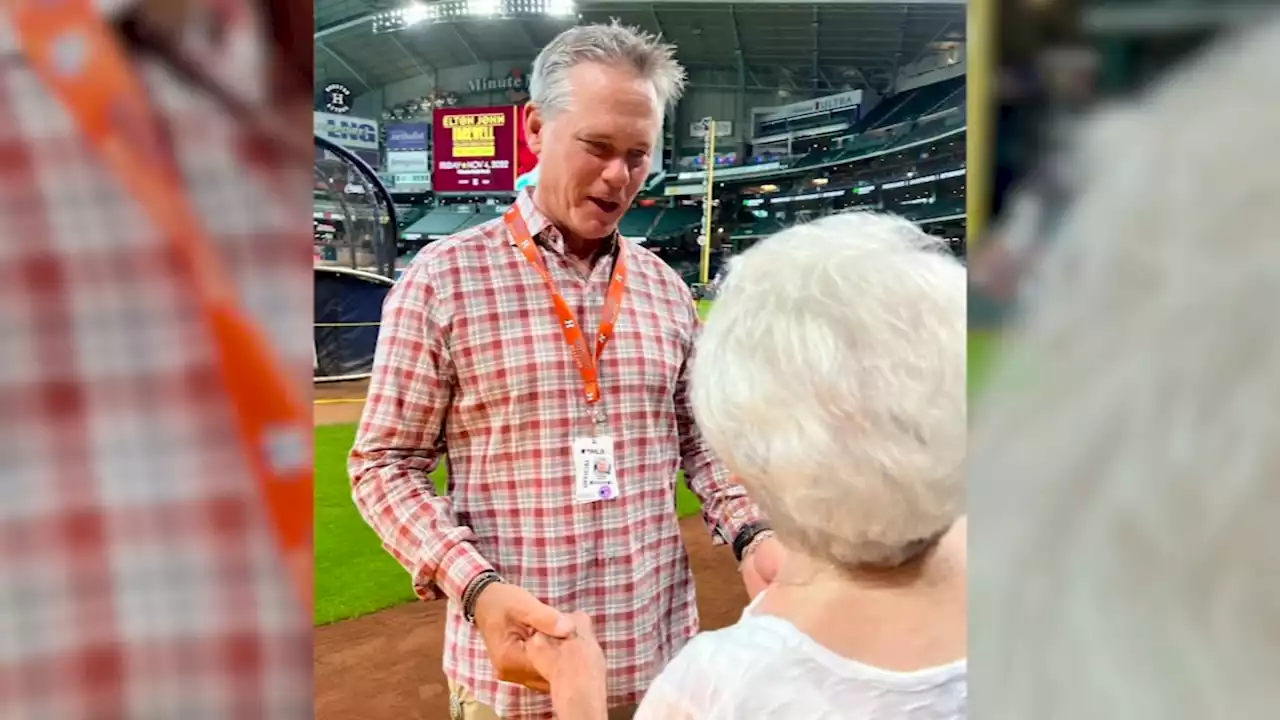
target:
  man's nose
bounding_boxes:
[601,158,629,187]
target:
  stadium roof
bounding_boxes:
[315,0,966,97]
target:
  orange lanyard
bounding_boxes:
[10,1,311,607]
[503,207,627,415]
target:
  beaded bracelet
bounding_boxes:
[462,571,503,624]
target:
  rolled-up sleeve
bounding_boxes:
[675,299,764,545]
[348,260,494,602]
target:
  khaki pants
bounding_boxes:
[448,680,636,720]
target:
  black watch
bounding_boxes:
[732,522,773,563]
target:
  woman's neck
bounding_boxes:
[758,521,967,671]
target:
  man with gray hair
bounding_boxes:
[351,21,784,720]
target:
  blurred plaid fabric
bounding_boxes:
[0,3,312,718]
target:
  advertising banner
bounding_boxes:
[393,173,432,190]
[385,122,431,151]
[316,144,379,171]
[315,111,379,151]
[353,149,380,169]
[386,151,430,175]
[689,120,733,138]
[432,105,522,193]
[757,89,864,124]
[467,68,530,96]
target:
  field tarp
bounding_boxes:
[314,266,394,382]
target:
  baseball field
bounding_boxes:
[314,300,748,718]
[312,294,1000,718]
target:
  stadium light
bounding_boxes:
[372,3,436,33]
[546,0,576,17]
[372,0,578,34]
[468,0,500,17]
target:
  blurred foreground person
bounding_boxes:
[0,1,312,717]
[526,212,969,719]
[970,100,1138,308]
[970,16,1280,720]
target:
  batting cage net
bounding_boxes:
[314,137,398,382]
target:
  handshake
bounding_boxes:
[473,582,606,694]
[471,537,785,695]
[472,583,609,719]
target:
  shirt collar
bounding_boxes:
[512,187,619,258]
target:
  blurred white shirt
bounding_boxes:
[635,595,967,719]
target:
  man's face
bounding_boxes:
[524,62,661,241]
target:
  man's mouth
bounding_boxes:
[588,197,621,214]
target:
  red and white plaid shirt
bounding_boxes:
[0,5,311,718]
[351,190,762,718]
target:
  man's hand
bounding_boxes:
[741,536,786,600]
[527,612,609,720]
[473,583,574,693]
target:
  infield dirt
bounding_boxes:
[313,379,751,718]
[315,517,749,719]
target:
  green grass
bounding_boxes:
[968,330,1000,397]
[316,289,999,626]
[314,424,421,625]
[315,423,703,626]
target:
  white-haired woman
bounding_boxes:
[525,211,969,719]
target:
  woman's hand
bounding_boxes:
[527,611,610,720]
[742,536,786,600]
